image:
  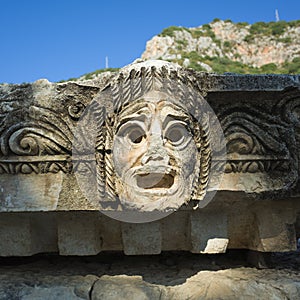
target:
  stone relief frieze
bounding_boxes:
[0,62,299,200]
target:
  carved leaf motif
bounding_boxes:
[275,87,300,127]
[220,107,293,157]
[226,132,254,155]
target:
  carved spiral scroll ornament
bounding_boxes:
[68,102,86,120]
[0,105,73,174]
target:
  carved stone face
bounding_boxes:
[112,91,198,211]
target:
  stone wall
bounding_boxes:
[0,62,300,255]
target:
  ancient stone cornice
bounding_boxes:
[1,73,300,195]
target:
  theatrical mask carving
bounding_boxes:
[112,91,199,211]
[87,61,214,215]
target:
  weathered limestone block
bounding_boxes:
[0,214,33,256]
[190,211,228,253]
[58,213,102,255]
[0,60,300,255]
[92,275,167,300]
[0,213,57,256]
[122,222,161,255]
[1,251,300,299]
[168,268,300,300]
[255,207,297,252]
[0,268,299,300]
[0,273,98,300]
[0,174,62,211]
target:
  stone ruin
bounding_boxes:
[0,60,300,256]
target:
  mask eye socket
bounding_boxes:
[165,123,191,147]
[128,128,146,144]
[116,121,147,145]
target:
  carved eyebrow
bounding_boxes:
[115,113,147,133]
[163,114,191,129]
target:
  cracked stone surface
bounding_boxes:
[0,251,300,299]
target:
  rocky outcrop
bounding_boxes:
[56,20,300,83]
[141,20,300,72]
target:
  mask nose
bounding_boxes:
[141,134,169,166]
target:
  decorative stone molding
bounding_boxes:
[0,61,300,254]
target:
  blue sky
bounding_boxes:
[1,0,299,83]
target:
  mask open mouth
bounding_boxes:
[136,172,175,189]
